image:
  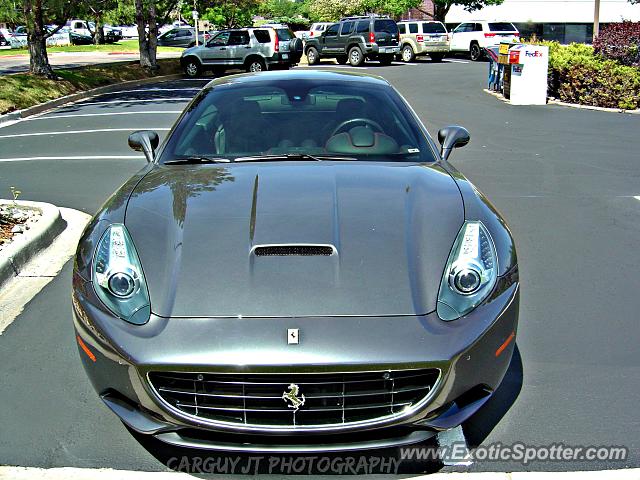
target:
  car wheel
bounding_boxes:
[348,46,364,67]
[401,45,415,62]
[470,42,482,61]
[306,47,319,65]
[430,53,444,62]
[183,58,201,78]
[336,55,348,65]
[246,58,266,72]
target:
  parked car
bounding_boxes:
[397,20,449,62]
[118,25,139,38]
[449,21,519,61]
[72,69,519,453]
[304,15,400,67]
[180,27,303,77]
[302,22,333,40]
[157,27,213,48]
[64,20,123,44]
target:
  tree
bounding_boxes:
[362,0,421,18]
[22,0,76,77]
[428,0,504,22]
[76,0,117,44]
[308,0,421,21]
[308,0,366,22]
[135,0,179,71]
[182,0,259,29]
[0,0,22,28]
[104,0,137,25]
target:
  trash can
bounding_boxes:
[507,44,549,105]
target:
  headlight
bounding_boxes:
[437,221,498,321]
[92,224,151,325]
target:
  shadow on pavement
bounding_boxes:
[463,344,524,448]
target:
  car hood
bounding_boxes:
[125,162,464,318]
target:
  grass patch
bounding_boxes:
[0,58,181,115]
[0,40,182,56]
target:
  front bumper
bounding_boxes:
[72,267,518,451]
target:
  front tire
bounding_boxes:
[246,58,266,72]
[401,44,415,62]
[183,57,201,78]
[470,42,482,61]
[348,46,364,66]
[306,47,320,65]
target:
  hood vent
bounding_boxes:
[253,245,335,257]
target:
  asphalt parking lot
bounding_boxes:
[0,58,639,474]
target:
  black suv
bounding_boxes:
[304,16,400,66]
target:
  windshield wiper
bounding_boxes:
[234,153,357,162]
[164,156,231,165]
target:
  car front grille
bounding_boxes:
[148,369,440,428]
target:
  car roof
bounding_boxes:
[398,20,444,23]
[205,69,391,89]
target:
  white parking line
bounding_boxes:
[635,196,640,201]
[0,155,144,162]
[29,111,182,121]
[443,58,470,64]
[0,128,170,140]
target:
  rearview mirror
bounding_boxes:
[437,126,470,161]
[128,130,159,163]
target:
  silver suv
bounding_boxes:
[180,27,303,77]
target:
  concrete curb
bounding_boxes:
[0,200,66,288]
[0,72,184,125]
[483,89,640,114]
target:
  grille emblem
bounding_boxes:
[287,328,299,344]
[282,383,305,412]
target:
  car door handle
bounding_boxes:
[219,47,226,50]
[244,46,251,49]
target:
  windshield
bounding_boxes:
[276,29,294,41]
[374,20,398,34]
[489,22,517,32]
[159,79,436,164]
[423,22,446,34]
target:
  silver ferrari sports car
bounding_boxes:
[72,70,519,452]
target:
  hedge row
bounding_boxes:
[544,42,640,110]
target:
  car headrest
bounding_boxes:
[326,126,399,155]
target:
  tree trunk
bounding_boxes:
[23,0,56,78]
[93,14,105,45]
[433,2,451,22]
[136,0,158,71]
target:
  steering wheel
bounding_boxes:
[330,118,384,137]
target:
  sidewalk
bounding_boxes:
[0,50,181,75]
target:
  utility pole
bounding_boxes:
[593,0,600,43]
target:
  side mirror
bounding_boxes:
[128,130,159,163]
[437,125,470,161]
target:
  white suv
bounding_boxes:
[449,21,519,61]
